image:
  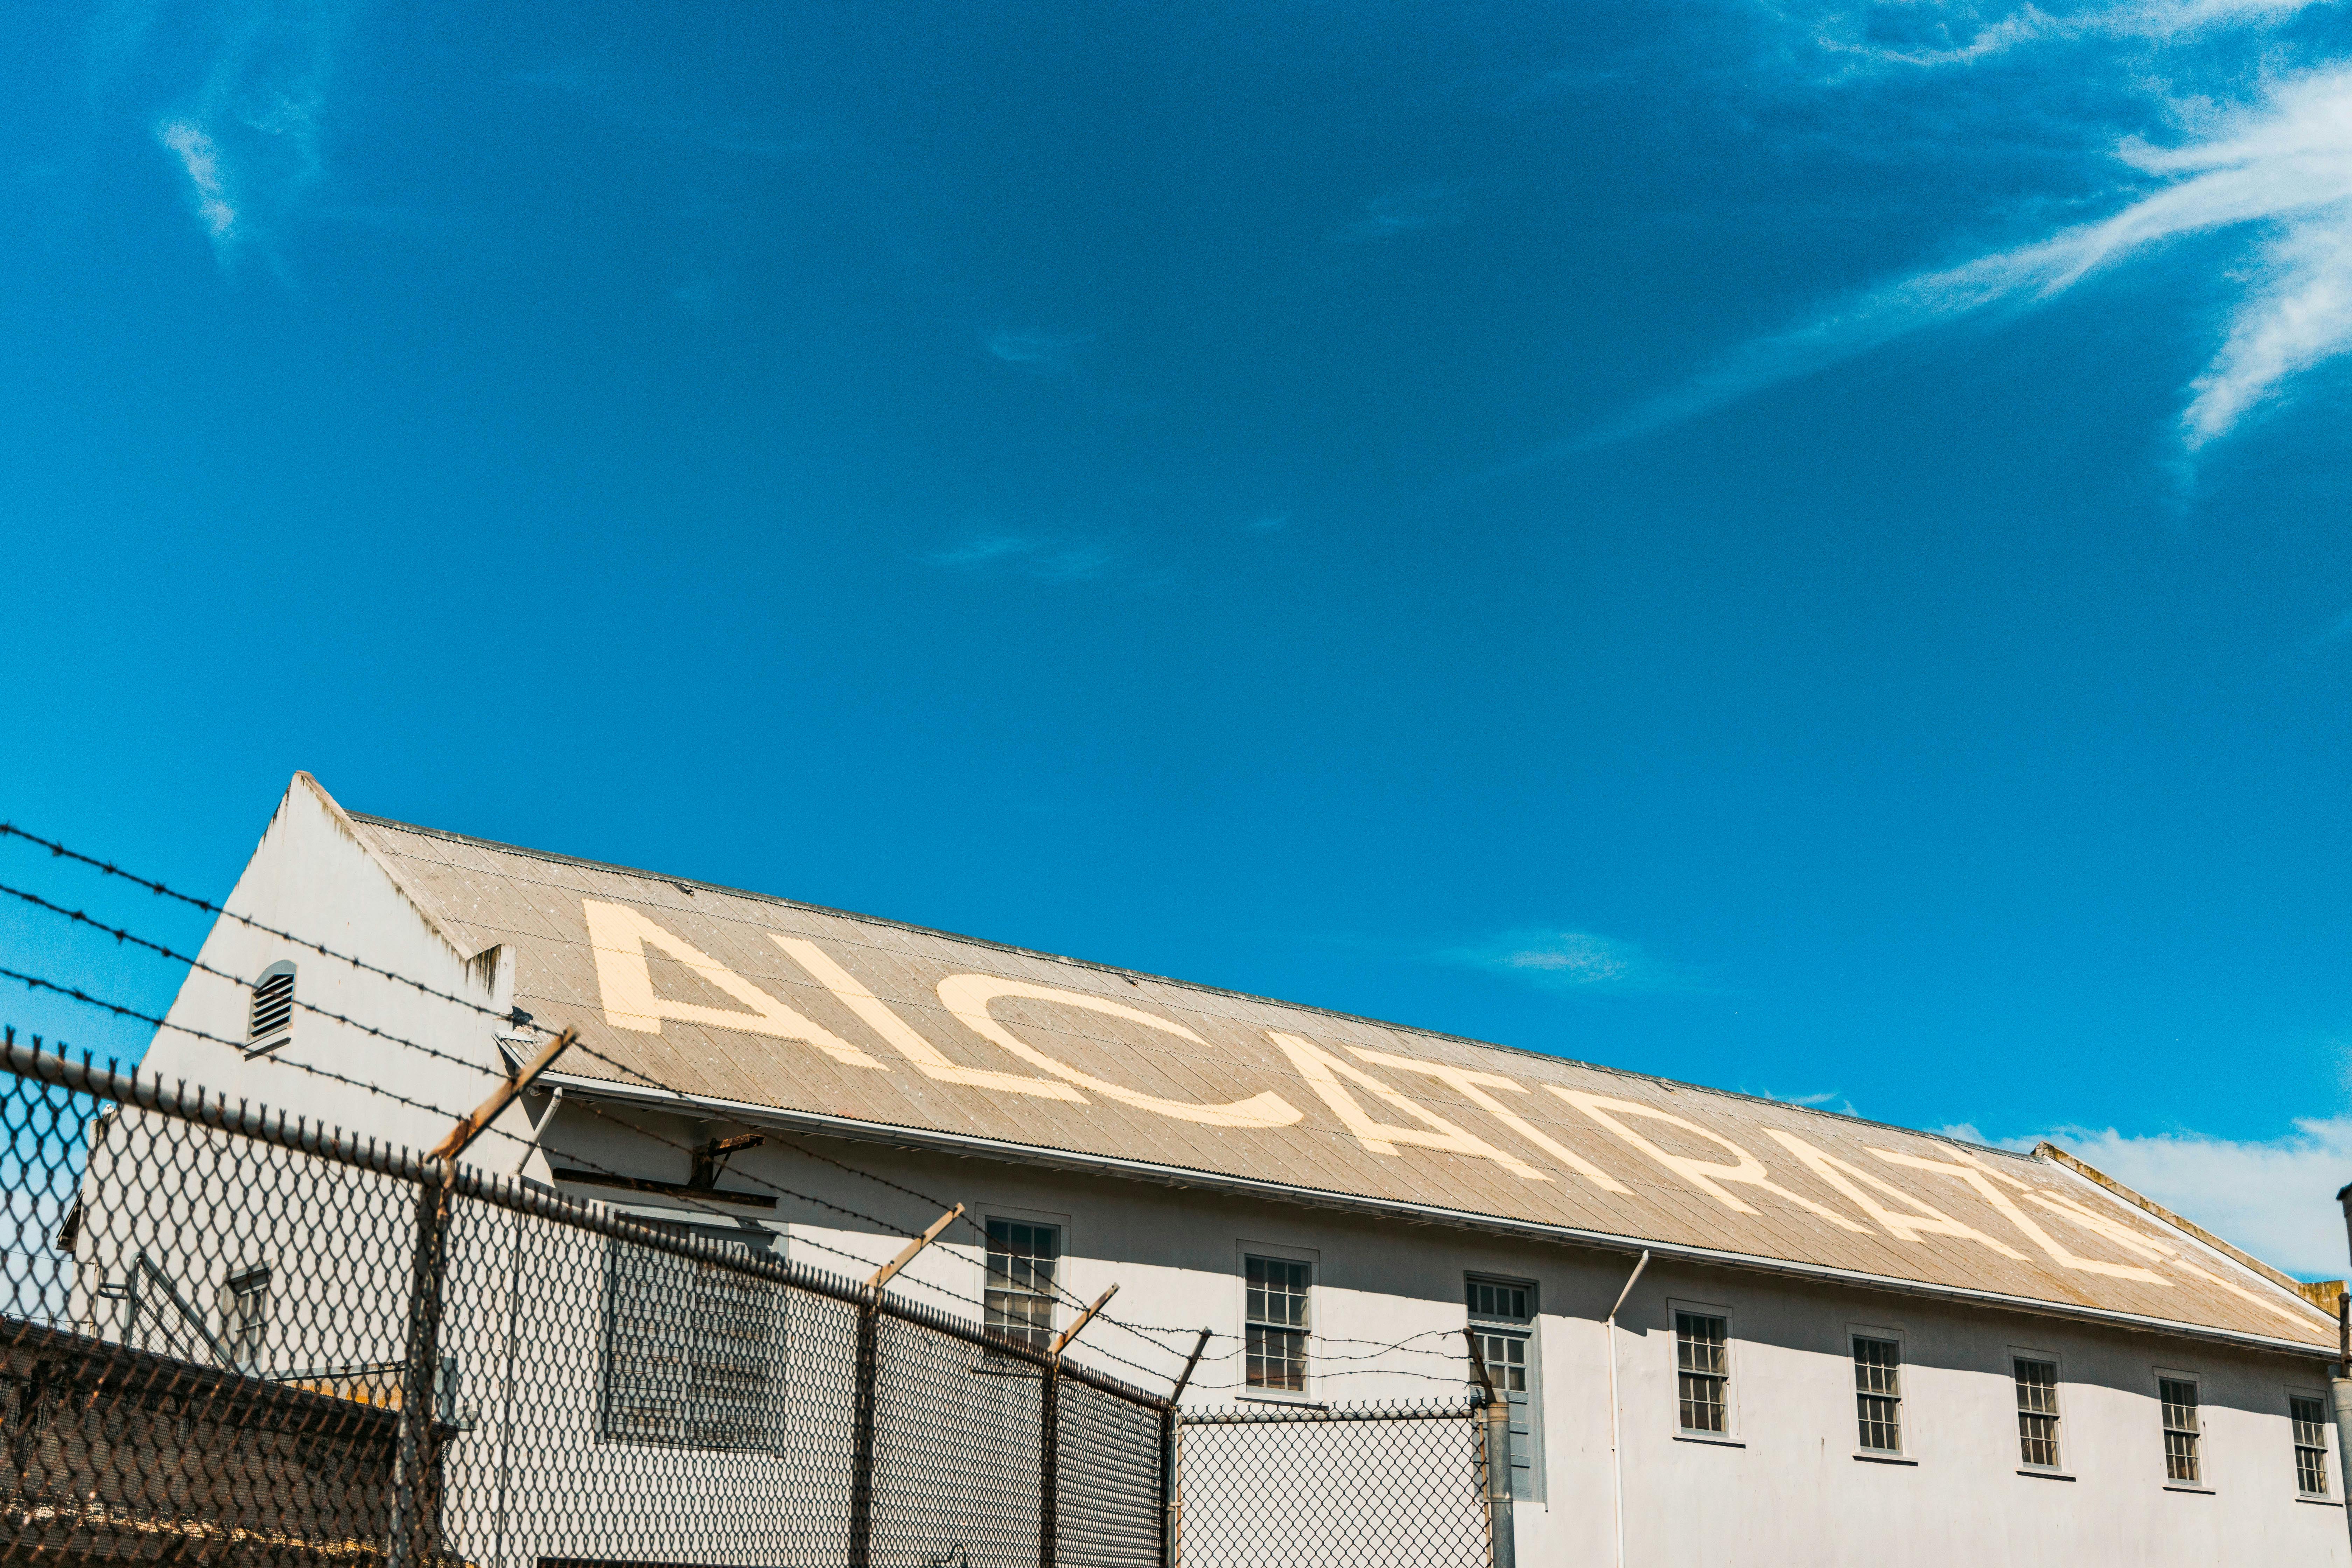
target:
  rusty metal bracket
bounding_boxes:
[691,1132,764,1190]
[1167,1327,1212,1404]
[429,1027,575,1165]
[869,1204,965,1293]
[1049,1284,1119,1358]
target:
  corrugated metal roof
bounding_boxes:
[344,809,2333,1352]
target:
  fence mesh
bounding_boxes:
[0,1043,1182,1568]
[1172,1402,1492,1568]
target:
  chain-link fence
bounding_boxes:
[1171,1400,1494,1568]
[0,1039,1172,1568]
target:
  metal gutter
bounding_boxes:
[541,1069,2336,1363]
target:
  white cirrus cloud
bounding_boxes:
[1543,62,2352,462]
[1334,181,1471,244]
[986,329,1095,372]
[1443,927,1691,993]
[142,0,341,262]
[158,120,235,241]
[1941,1115,2352,1278]
[920,533,1123,583]
[1806,0,2337,68]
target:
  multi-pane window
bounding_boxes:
[1245,1256,1311,1392]
[1853,1337,1903,1454]
[984,1220,1060,1351]
[2293,1394,2331,1497]
[2160,1377,2202,1484]
[2014,1358,2061,1469]
[599,1222,785,1451]
[1468,1276,1541,1500]
[1675,1312,1729,1434]
[219,1265,270,1371]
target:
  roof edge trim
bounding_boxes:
[299,776,479,964]
[2035,1141,2324,1316]
[540,1070,2335,1362]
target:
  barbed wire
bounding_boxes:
[0,823,1474,1383]
[0,826,1205,1363]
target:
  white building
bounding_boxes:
[126,774,2352,1567]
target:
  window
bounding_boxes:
[2293,1393,2330,1497]
[1853,1337,1903,1454]
[599,1221,784,1451]
[983,1219,1059,1351]
[1245,1255,1311,1392]
[2014,1358,2061,1469]
[1468,1275,1542,1500]
[1675,1312,1729,1434]
[2160,1377,2202,1484]
[219,1265,270,1371]
[247,963,294,1054]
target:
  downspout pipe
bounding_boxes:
[1605,1250,1651,1568]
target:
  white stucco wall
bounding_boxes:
[65,786,2351,1568]
[540,1119,2346,1568]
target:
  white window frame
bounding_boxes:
[1849,1323,1909,1461]
[1667,1297,1737,1442]
[1467,1272,1544,1502]
[2289,1385,2334,1500]
[2009,1345,2066,1476]
[2156,1367,2208,1491]
[1237,1239,1318,1403]
[977,1205,1071,1353]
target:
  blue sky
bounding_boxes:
[8,0,2352,1272]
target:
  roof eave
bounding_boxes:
[540,1068,2336,1363]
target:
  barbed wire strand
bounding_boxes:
[0,836,1212,1360]
[0,827,1471,1377]
[0,967,1188,1387]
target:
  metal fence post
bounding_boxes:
[1482,1396,1516,1568]
[1463,1330,1515,1568]
[1159,1409,1179,1568]
[1038,1357,1063,1568]
[849,1294,880,1568]
[390,1160,450,1568]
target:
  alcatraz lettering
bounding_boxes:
[579,900,2304,1326]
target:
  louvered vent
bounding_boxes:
[247,968,294,1051]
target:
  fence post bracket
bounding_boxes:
[870,1203,965,1293]
[430,1026,576,1165]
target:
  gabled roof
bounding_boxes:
[338,800,2332,1354]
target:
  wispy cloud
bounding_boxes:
[1245,511,1291,532]
[515,58,810,158]
[1442,927,1691,993]
[986,329,1095,372]
[1530,41,2352,463]
[158,120,234,240]
[1942,1116,2352,1278]
[2318,605,2352,643]
[1804,0,2336,69]
[1334,181,1471,244]
[921,534,1122,583]
[1757,1086,1860,1114]
[147,0,340,262]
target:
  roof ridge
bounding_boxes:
[347,808,2039,1165]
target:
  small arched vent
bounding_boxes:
[247,964,295,1054]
